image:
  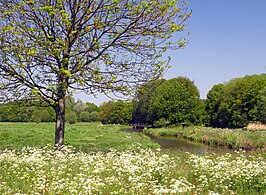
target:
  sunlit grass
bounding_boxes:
[0,122,159,152]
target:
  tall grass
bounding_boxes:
[144,126,266,150]
[247,122,266,131]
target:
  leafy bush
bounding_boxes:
[153,118,170,128]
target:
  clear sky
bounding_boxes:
[75,0,266,105]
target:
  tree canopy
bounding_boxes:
[205,74,266,128]
[205,84,224,127]
[149,77,204,127]
[132,79,165,124]
[0,0,191,145]
[99,100,132,125]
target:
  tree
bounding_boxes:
[99,101,114,124]
[0,100,33,122]
[257,87,266,124]
[31,107,54,122]
[132,79,165,124]
[99,100,132,125]
[205,83,224,127]
[85,102,99,113]
[65,96,76,111]
[149,77,204,126]
[109,100,133,124]
[65,107,78,124]
[73,100,88,119]
[80,111,99,122]
[212,74,266,128]
[0,0,190,145]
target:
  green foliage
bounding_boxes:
[153,117,170,128]
[149,77,205,126]
[79,111,99,122]
[257,87,266,123]
[205,84,225,127]
[66,97,100,122]
[206,74,266,128]
[0,97,100,123]
[31,107,55,122]
[99,101,114,124]
[0,101,55,122]
[132,79,165,124]
[65,108,77,124]
[79,111,91,122]
[65,96,76,110]
[85,102,99,113]
[99,100,133,125]
[0,101,31,122]
[73,100,88,118]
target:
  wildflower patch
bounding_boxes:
[0,146,194,194]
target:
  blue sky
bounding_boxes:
[75,0,266,105]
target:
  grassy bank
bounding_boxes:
[144,126,266,151]
[0,122,158,152]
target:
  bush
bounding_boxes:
[153,118,170,128]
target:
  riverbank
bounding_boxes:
[144,126,266,151]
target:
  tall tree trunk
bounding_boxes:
[55,91,66,146]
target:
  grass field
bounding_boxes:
[0,122,265,194]
[0,122,158,152]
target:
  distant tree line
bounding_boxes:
[0,100,55,122]
[0,97,100,124]
[131,74,266,128]
[1,74,265,128]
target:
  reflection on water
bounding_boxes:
[123,129,232,154]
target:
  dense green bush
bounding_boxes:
[31,107,55,122]
[205,84,224,127]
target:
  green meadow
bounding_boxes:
[0,122,265,194]
[0,122,158,152]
